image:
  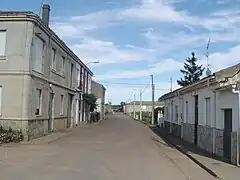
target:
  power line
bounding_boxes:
[96,81,150,86]
[38,0,44,16]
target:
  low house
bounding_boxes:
[91,81,106,120]
[159,63,240,165]
[124,101,164,119]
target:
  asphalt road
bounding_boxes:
[0,113,216,180]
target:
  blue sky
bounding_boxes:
[2,0,240,104]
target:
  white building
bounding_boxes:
[159,63,240,165]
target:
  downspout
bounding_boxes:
[232,84,240,166]
[213,91,217,155]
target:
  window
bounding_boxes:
[60,95,64,115]
[0,86,2,115]
[0,30,6,57]
[62,56,65,74]
[76,68,80,86]
[70,63,74,87]
[171,102,174,122]
[205,97,211,126]
[165,106,169,120]
[51,48,56,70]
[175,105,178,122]
[185,101,188,123]
[32,37,44,72]
[85,72,88,92]
[35,89,42,115]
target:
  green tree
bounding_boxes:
[82,93,98,112]
[120,101,126,112]
[177,52,205,87]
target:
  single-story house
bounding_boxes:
[158,63,240,165]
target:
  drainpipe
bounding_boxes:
[232,84,240,166]
[213,91,217,154]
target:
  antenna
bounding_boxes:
[170,76,173,92]
[205,38,212,77]
[38,0,44,16]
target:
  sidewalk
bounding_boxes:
[152,127,240,180]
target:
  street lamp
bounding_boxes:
[86,61,100,65]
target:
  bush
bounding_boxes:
[0,126,24,144]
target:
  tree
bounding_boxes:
[82,93,98,112]
[120,101,126,112]
[177,52,205,87]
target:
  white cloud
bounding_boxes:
[70,38,154,64]
[96,59,182,80]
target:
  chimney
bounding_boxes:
[42,4,51,26]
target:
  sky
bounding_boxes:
[2,0,240,104]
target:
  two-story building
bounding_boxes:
[0,4,93,140]
[159,63,240,165]
[91,80,106,121]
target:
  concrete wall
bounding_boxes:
[0,21,33,135]
[163,85,240,164]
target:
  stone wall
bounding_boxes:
[28,119,46,140]
[197,125,213,153]
[182,123,194,143]
[215,129,224,157]
[172,122,181,137]
[164,121,170,132]
[231,131,240,165]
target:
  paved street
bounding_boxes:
[0,114,216,180]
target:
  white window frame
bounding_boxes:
[205,97,211,127]
[0,30,6,58]
[60,94,64,115]
[35,89,42,116]
[0,86,2,115]
[51,48,56,70]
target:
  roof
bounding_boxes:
[0,10,93,75]
[127,101,164,106]
[158,62,240,101]
[91,80,106,91]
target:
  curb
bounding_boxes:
[155,130,220,179]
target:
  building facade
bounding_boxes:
[91,81,106,121]
[0,5,93,140]
[124,101,164,114]
[159,63,240,165]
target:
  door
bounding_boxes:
[48,93,54,132]
[223,109,232,162]
[194,95,199,145]
[67,93,73,128]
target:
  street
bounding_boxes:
[0,114,216,180]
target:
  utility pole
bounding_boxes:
[150,75,155,125]
[170,76,173,92]
[140,89,143,121]
[133,91,136,119]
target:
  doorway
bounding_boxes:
[48,92,54,132]
[223,109,232,162]
[194,95,199,145]
[67,93,73,128]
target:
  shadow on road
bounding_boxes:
[150,126,230,165]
